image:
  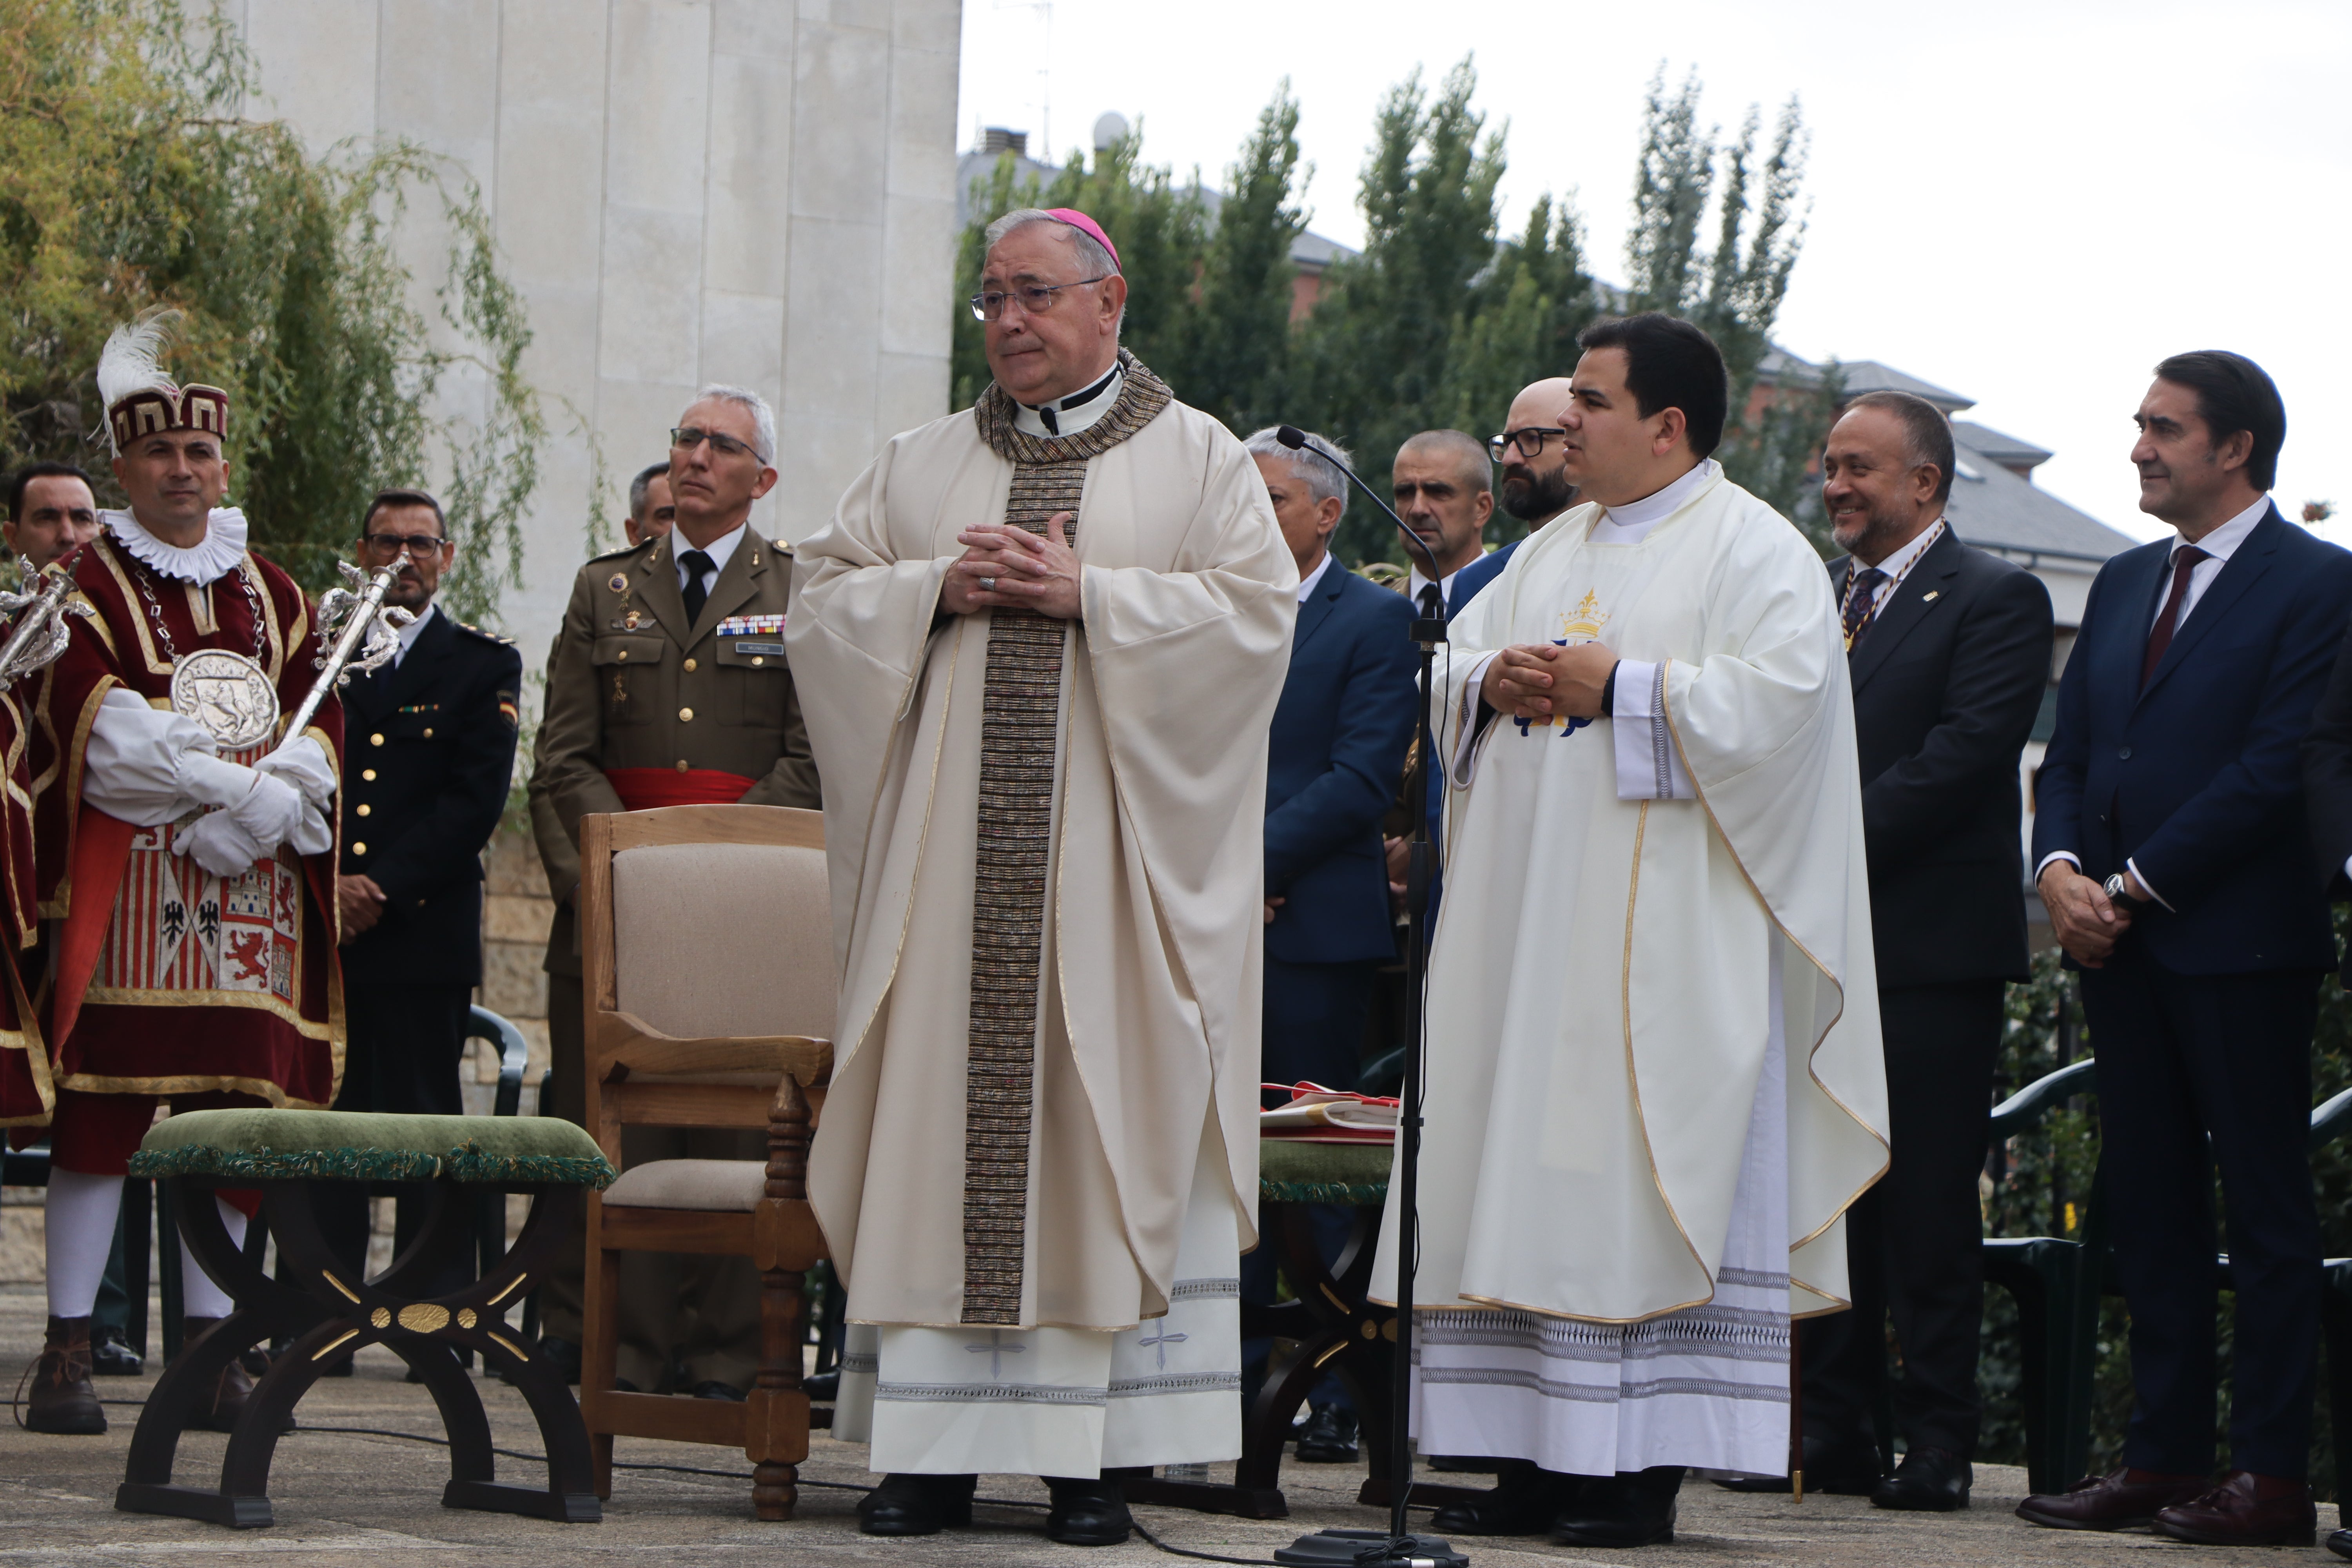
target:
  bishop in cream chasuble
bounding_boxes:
[789,212,1294,1502]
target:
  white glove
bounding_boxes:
[253,735,336,811]
[173,750,258,811]
[227,771,319,855]
[173,808,267,878]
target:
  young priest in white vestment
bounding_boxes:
[1370,312,1889,1549]
[789,209,1294,1546]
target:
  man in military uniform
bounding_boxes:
[325,488,522,1296]
[528,385,820,1397]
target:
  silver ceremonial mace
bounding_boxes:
[0,546,95,687]
[268,561,414,760]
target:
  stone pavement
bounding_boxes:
[0,1285,2335,1566]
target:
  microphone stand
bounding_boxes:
[1271,429,1466,1568]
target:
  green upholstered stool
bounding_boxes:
[117,1109,615,1530]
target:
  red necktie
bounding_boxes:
[2141,545,2209,689]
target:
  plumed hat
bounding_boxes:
[96,309,228,454]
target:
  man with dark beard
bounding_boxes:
[1454,377,1579,610]
[1742,390,2049,1510]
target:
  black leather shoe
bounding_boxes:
[1429,1461,1580,1536]
[1718,1434,1880,1495]
[1294,1405,1359,1463]
[1552,1466,1682,1549]
[2325,1525,2352,1559]
[88,1323,143,1377]
[1873,1446,1971,1511]
[692,1381,745,1402]
[858,1472,977,1535]
[805,1370,840,1401]
[1044,1474,1134,1546]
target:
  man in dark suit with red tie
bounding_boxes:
[2019,353,2352,1546]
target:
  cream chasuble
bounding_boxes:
[789,352,1295,1473]
[1370,466,1887,1477]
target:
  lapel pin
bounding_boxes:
[608,572,628,593]
[1921,590,1940,602]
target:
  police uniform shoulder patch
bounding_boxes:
[585,536,648,565]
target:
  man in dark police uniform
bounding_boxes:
[324,488,523,1291]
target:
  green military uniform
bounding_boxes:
[529,524,820,1392]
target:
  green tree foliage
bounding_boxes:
[1622,67,1830,530]
[0,0,543,621]
[1178,85,1308,434]
[942,61,1842,566]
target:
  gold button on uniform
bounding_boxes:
[422,727,433,739]
[682,657,697,672]
[361,769,376,781]
[674,759,689,772]
[678,707,693,722]
[617,649,628,662]
[352,843,368,856]
[356,804,371,817]
[370,733,385,747]
[751,656,764,667]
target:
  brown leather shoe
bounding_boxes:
[2153,1471,2316,1547]
[2015,1466,2210,1530]
[24,1316,106,1435]
[184,1317,255,1434]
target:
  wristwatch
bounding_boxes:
[2102,872,2149,916]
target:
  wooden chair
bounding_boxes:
[577,804,833,1520]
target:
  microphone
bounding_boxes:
[1274,425,1449,593]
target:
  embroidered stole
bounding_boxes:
[958,350,1171,1325]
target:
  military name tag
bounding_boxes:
[170,648,279,749]
[731,641,787,656]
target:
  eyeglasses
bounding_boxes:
[671,426,760,459]
[968,276,1113,322]
[1488,427,1568,462]
[361,532,448,559]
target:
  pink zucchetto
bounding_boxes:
[1045,208,1120,274]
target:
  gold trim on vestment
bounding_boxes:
[1658,666,1889,1268]
[78,987,334,1038]
[52,1070,332,1107]
[36,678,117,921]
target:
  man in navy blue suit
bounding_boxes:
[1243,426,1417,1463]
[2019,354,2352,1547]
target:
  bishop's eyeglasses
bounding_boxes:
[969,276,1113,321]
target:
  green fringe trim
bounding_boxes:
[1260,1178,1388,1207]
[128,1142,616,1189]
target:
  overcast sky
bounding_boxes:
[958,0,2349,547]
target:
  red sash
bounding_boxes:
[603,767,758,812]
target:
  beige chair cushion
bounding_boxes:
[612,840,834,1040]
[602,1158,770,1212]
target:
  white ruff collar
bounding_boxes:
[102,508,250,584]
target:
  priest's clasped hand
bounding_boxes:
[1481,641,1616,721]
[942,514,1083,620]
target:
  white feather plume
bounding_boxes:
[95,308,184,449]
